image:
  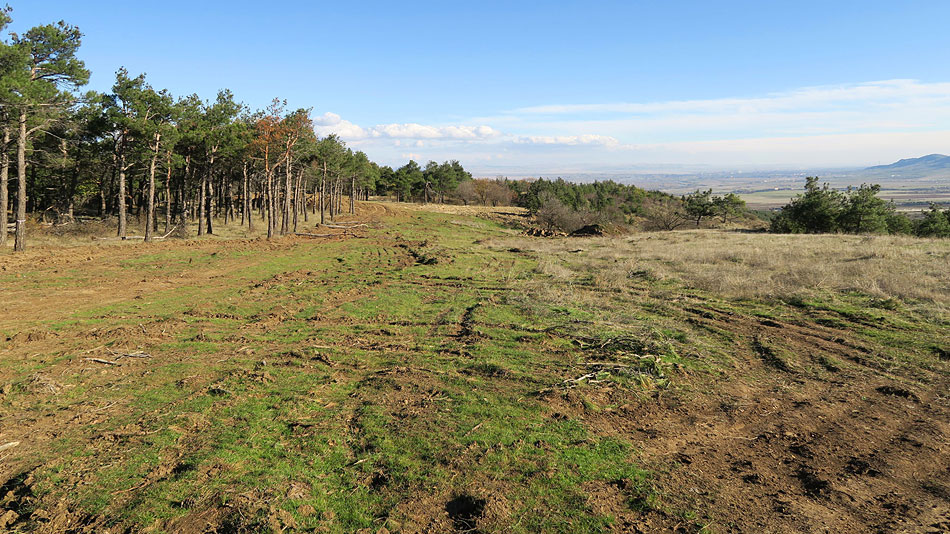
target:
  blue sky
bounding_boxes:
[11,1,950,173]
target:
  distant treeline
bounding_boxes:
[770,177,950,238]
[489,176,950,238]
[511,178,750,233]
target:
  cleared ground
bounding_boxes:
[1,203,948,533]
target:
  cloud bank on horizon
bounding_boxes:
[312,79,950,175]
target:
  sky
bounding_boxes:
[10,1,950,175]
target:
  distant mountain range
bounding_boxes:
[864,154,950,178]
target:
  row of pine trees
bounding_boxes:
[0,8,473,251]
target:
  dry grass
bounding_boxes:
[497,230,950,310]
[394,202,527,216]
[0,207,359,253]
[395,201,530,230]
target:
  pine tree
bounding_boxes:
[8,19,89,250]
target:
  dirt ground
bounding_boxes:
[544,303,950,533]
[1,202,948,533]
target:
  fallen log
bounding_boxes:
[94,226,176,241]
[321,223,367,229]
[95,236,173,241]
[295,232,340,238]
[83,357,120,365]
[159,225,179,238]
[108,350,152,360]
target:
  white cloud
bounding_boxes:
[373,123,500,140]
[498,79,950,146]
[629,130,950,167]
[312,112,342,126]
[310,79,950,171]
[312,112,368,139]
[312,116,501,142]
[513,80,950,117]
[515,134,619,146]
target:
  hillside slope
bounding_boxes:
[864,154,950,179]
[1,203,948,533]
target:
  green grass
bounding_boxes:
[1,206,947,533]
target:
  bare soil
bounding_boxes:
[0,202,947,533]
[546,304,950,533]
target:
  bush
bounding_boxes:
[770,177,842,233]
[886,212,914,235]
[535,193,583,233]
[915,205,950,237]
[837,184,893,234]
[642,197,688,231]
[518,177,649,215]
[771,178,913,236]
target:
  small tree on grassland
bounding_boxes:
[713,193,746,223]
[771,177,842,234]
[683,189,714,227]
[915,205,950,238]
[642,196,689,231]
[837,184,893,234]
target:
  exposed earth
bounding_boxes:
[1,203,948,533]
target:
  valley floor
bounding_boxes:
[0,202,948,533]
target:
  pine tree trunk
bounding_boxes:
[312,182,317,216]
[265,162,274,239]
[117,154,128,239]
[272,171,278,237]
[198,171,207,236]
[0,125,9,247]
[206,169,215,235]
[282,159,292,235]
[98,174,107,216]
[350,175,356,214]
[293,169,300,232]
[13,111,28,251]
[219,175,226,223]
[135,179,142,218]
[164,154,172,233]
[329,179,336,220]
[243,161,253,232]
[145,133,160,242]
[320,162,326,225]
[229,179,235,224]
[260,182,265,220]
[181,155,191,226]
[302,170,308,223]
[225,175,233,225]
[222,178,229,226]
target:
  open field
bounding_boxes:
[1,202,949,533]
[738,187,950,212]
